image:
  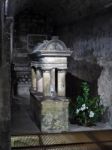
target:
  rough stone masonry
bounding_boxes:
[59,10,112,124]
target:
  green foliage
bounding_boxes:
[75,82,104,126]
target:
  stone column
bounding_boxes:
[50,68,56,96]
[43,70,51,96]
[58,70,66,96]
[31,67,36,91]
[36,69,43,93]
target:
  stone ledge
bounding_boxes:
[69,122,112,132]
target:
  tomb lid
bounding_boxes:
[32,36,68,53]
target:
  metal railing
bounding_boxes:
[11,131,112,150]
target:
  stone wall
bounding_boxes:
[58,9,112,123]
[0,1,11,149]
[14,10,53,50]
[12,11,53,98]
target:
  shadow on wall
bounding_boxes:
[66,72,98,103]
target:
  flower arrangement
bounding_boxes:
[74,82,104,126]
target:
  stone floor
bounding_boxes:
[11,95,40,135]
[11,95,112,135]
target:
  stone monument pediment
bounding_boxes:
[30,36,72,58]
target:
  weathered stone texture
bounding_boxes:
[58,11,112,124]
[108,106,112,126]
[59,12,112,61]
[30,95,69,133]
[98,66,112,106]
[41,99,69,133]
[68,57,102,82]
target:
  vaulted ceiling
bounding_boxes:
[8,0,112,25]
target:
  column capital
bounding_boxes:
[42,69,51,72]
[36,67,41,70]
[58,69,67,72]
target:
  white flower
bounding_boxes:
[80,104,86,111]
[80,107,85,111]
[76,109,80,114]
[89,111,94,118]
[80,104,89,111]
[82,104,86,108]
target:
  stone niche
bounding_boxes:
[29,36,72,133]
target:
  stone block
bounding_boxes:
[31,95,69,133]
[41,99,69,133]
[17,83,30,97]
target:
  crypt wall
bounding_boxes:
[58,8,112,124]
[1,1,112,149]
[12,6,112,123]
[0,1,11,150]
[12,9,54,99]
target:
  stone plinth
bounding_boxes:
[41,99,69,132]
[30,94,69,133]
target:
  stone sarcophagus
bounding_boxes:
[29,36,72,133]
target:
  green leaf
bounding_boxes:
[74,81,104,126]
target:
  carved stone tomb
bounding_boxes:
[29,36,72,133]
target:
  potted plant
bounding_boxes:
[74,82,104,126]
